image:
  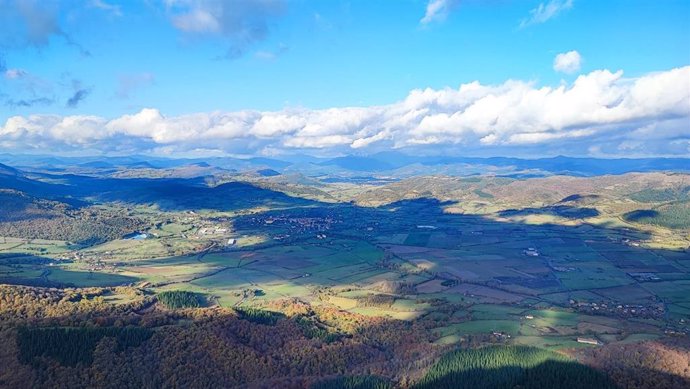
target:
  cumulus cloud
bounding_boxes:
[553,50,582,74]
[0,114,109,150]
[520,0,573,28]
[165,0,286,59]
[1,66,689,156]
[420,0,458,25]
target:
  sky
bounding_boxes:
[0,0,689,158]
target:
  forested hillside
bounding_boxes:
[413,346,615,389]
[0,190,145,246]
[1,284,688,388]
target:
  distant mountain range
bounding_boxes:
[0,152,688,178]
[0,162,20,176]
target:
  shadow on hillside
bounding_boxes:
[558,194,602,203]
[1,194,689,341]
[6,195,684,293]
[0,193,690,389]
[498,205,600,219]
[232,196,647,245]
[412,358,617,389]
[624,209,659,222]
[97,180,315,211]
[2,172,314,212]
[410,357,690,389]
[5,300,690,389]
[4,194,687,297]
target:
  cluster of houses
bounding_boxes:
[627,272,662,281]
[249,214,337,233]
[197,227,229,236]
[550,264,576,272]
[570,299,665,319]
[621,238,641,247]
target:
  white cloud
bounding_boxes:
[171,8,220,33]
[352,131,390,149]
[553,50,582,74]
[520,0,573,28]
[1,66,689,156]
[479,133,499,145]
[90,0,122,17]
[420,0,457,25]
[0,114,108,147]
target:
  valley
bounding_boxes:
[0,158,688,388]
[2,2,688,387]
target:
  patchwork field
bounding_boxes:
[2,186,688,354]
[0,171,688,387]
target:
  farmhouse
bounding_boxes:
[621,238,642,246]
[524,248,540,257]
[492,331,511,340]
[551,265,575,272]
[628,272,661,281]
[124,232,148,240]
[576,337,601,346]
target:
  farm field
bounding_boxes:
[2,3,690,386]
[2,174,688,348]
[1,169,689,388]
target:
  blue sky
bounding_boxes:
[0,0,689,157]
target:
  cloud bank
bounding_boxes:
[1,66,689,157]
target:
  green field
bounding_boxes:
[1,173,688,360]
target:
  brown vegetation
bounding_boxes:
[573,338,690,389]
